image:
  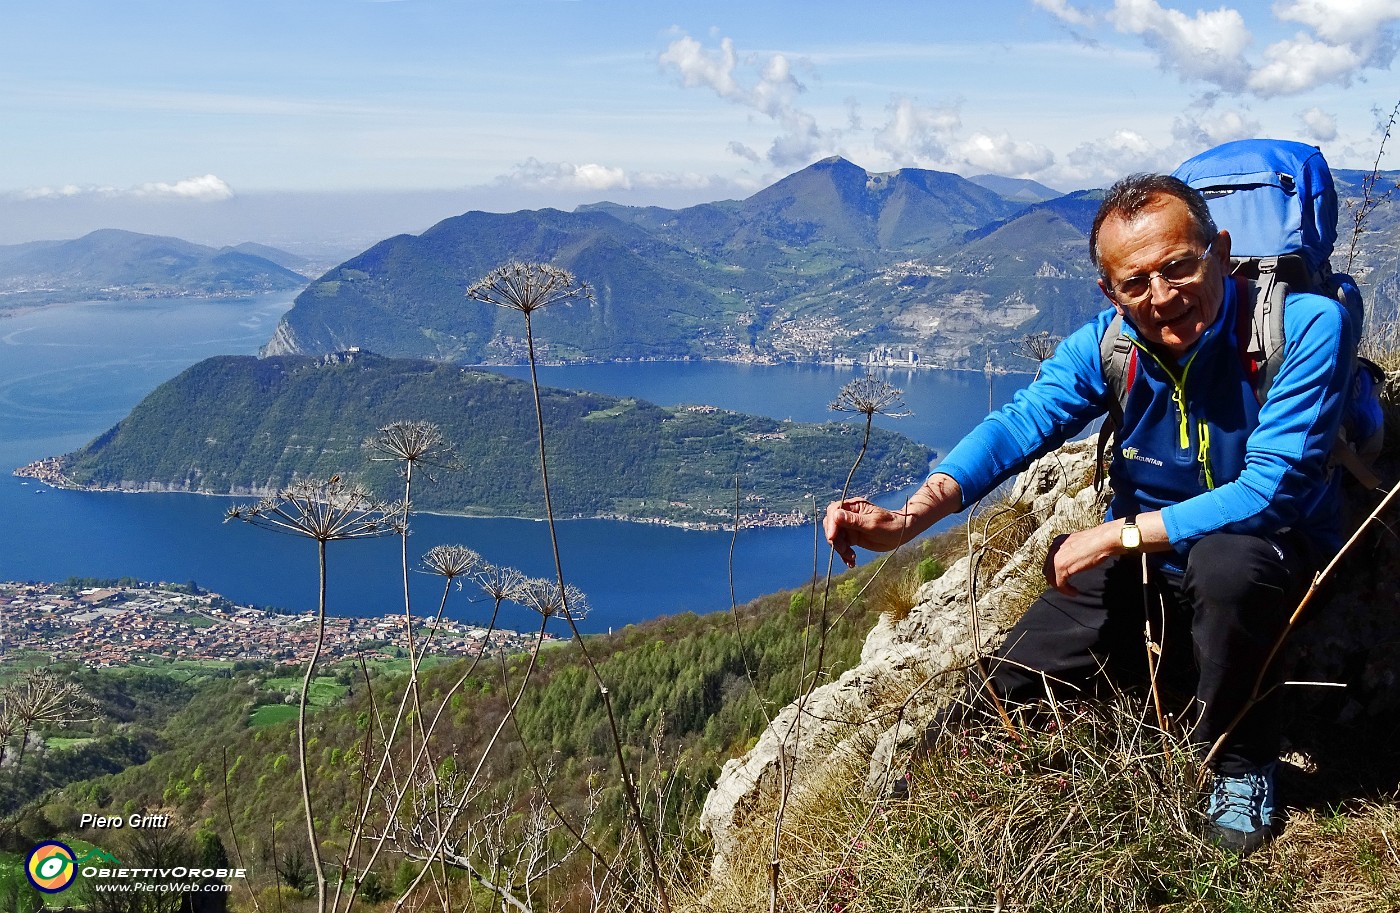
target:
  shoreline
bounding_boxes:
[11,458,842,532]
[462,353,1033,377]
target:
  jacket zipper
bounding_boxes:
[1130,339,1216,489]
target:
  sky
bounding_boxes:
[3,0,1398,253]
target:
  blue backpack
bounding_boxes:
[1099,139,1385,490]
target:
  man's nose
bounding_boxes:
[1147,272,1177,306]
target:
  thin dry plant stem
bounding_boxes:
[302,538,329,912]
[722,475,778,740]
[1198,476,1400,780]
[334,475,426,913]
[222,747,263,913]
[392,611,552,909]
[772,381,904,912]
[507,710,621,885]
[340,571,499,912]
[1346,100,1400,274]
[964,500,1021,743]
[470,263,669,912]
[1139,555,1172,759]
[523,316,670,913]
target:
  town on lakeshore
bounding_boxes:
[0,579,551,668]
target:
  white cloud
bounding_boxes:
[1057,130,1166,186]
[658,35,743,100]
[873,98,960,164]
[1107,0,1254,90]
[1032,0,1096,28]
[17,184,107,201]
[501,158,632,191]
[727,141,761,163]
[1097,0,1399,97]
[1248,34,1364,95]
[1300,106,1339,141]
[17,175,233,202]
[952,132,1055,175]
[1171,108,1262,149]
[659,32,835,168]
[1274,0,1400,49]
[134,174,234,201]
[498,158,719,194]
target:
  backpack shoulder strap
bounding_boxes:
[1242,261,1289,402]
[1096,313,1136,492]
[1100,312,1135,427]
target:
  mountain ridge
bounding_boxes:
[263,158,1063,370]
[0,228,307,306]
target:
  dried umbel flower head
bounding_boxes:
[366,420,457,469]
[466,261,593,315]
[224,476,398,542]
[473,564,528,602]
[1021,331,1061,364]
[515,577,590,621]
[421,544,482,580]
[830,377,910,419]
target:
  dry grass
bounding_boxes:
[688,693,1400,913]
[1272,802,1400,912]
[867,562,926,623]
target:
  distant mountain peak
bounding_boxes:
[0,229,307,304]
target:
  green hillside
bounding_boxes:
[263,158,1038,369]
[56,352,932,526]
[264,161,1400,372]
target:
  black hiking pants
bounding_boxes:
[983,532,1317,774]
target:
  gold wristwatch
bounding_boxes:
[1120,515,1141,551]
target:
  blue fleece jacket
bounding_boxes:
[936,278,1352,564]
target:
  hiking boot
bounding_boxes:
[1203,760,1278,855]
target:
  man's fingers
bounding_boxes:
[825,500,866,568]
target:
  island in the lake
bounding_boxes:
[17,350,933,529]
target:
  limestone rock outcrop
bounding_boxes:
[700,424,1400,875]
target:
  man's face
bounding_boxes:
[1096,194,1231,358]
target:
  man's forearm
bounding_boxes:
[902,473,963,538]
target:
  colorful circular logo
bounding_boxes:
[25,841,77,893]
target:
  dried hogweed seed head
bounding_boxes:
[515,577,589,621]
[421,544,482,580]
[466,261,594,315]
[366,420,456,468]
[830,377,910,418]
[1020,331,1060,364]
[472,564,528,602]
[224,476,396,543]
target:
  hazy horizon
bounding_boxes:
[6,1,1398,251]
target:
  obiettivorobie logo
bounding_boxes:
[24,841,118,893]
[25,841,75,893]
[24,842,121,893]
[25,840,246,896]
[1120,445,1165,468]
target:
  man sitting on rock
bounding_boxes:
[823,173,1352,855]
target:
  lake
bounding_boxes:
[0,295,1026,634]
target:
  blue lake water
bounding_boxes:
[0,295,1027,634]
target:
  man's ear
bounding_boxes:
[1213,229,1232,265]
[1097,277,1125,316]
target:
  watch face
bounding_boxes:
[1122,525,1141,549]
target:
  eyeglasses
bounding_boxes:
[1105,237,1217,305]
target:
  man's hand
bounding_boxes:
[1043,526,1119,595]
[822,474,962,568]
[1043,513,1168,594]
[823,498,914,568]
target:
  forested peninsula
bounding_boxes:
[37,351,932,527]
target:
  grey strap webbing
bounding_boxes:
[1095,312,1134,492]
